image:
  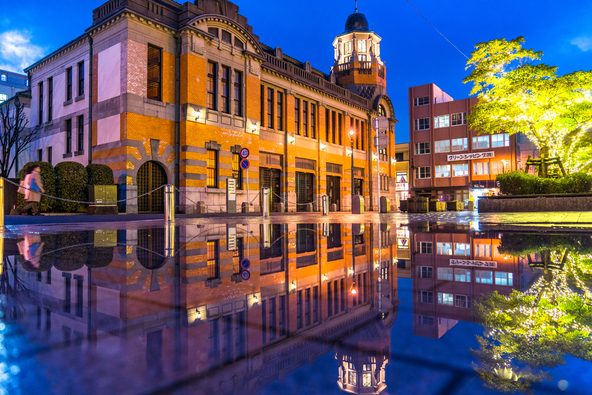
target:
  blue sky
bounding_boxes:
[2,0,592,143]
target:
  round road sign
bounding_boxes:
[241,270,251,281]
[240,159,250,170]
[240,148,250,159]
[241,258,251,270]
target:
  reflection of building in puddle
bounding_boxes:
[8,223,403,393]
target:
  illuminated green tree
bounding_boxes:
[463,36,592,174]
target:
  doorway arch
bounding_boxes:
[137,161,167,213]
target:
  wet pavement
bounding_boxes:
[1,217,591,394]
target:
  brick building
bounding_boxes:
[408,83,518,205]
[21,0,398,213]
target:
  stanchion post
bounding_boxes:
[322,194,328,216]
[0,178,4,228]
[262,187,270,219]
[165,184,175,222]
[165,222,175,258]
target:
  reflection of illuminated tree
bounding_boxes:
[0,257,31,320]
[473,235,592,394]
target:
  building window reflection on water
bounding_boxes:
[454,269,470,283]
[419,291,433,304]
[454,243,470,256]
[437,242,452,255]
[207,241,219,280]
[417,266,432,278]
[438,292,454,306]
[417,241,432,254]
[437,267,453,281]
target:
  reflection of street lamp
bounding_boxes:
[349,130,355,199]
[350,222,357,296]
[501,159,508,173]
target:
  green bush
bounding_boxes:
[55,161,89,212]
[497,171,592,195]
[17,161,57,212]
[86,164,114,185]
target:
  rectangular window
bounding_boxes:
[47,78,53,122]
[277,92,283,131]
[331,111,336,144]
[207,241,219,279]
[279,295,286,336]
[416,166,431,179]
[414,96,429,106]
[492,133,510,147]
[66,67,73,101]
[473,162,490,176]
[437,242,452,255]
[476,244,492,258]
[37,149,42,161]
[78,61,84,96]
[305,288,311,326]
[303,101,308,137]
[221,66,230,114]
[234,37,244,50]
[269,297,276,340]
[455,269,471,283]
[435,140,450,153]
[234,71,242,116]
[267,88,274,128]
[147,45,161,101]
[454,243,470,256]
[414,118,430,130]
[395,152,404,162]
[419,315,434,325]
[207,149,218,188]
[452,138,468,151]
[327,282,332,317]
[232,153,243,189]
[262,300,266,344]
[434,115,450,128]
[221,30,232,44]
[338,113,342,145]
[455,295,471,308]
[38,81,43,124]
[451,112,467,125]
[452,164,469,177]
[47,147,52,165]
[437,268,453,281]
[208,27,219,37]
[438,292,454,306]
[415,142,430,155]
[325,108,330,142]
[417,241,432,254]
[476,270,493,284]
[310,104,316,139]
[472,136,490,149]
[435,165,450,178]
[260,85,265,127]
[295,98,300,135]
[65,119,72,154]
[495,272,513,286]
[419,291,433,304]
[207,62,217,110]
[313,286,319,323]
[77,115,84,152]
[417,266,433,278]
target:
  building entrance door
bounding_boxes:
[260,168,281,212]
[327,175,341,211]
[296,172,314,212]
[137,161,167,213]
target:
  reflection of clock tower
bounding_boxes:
[331,2,387,101]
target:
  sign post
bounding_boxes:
[240,148,250,209]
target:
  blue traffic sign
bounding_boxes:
[241,258,251,269]
[241,270,251,281]
[240,159,250,170]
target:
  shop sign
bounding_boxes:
[396,229,409,238]
[396,172,408,183]
[450,259,497,268]
[447,152,495,161]
[397,238,409,249]
[396,183,408,191]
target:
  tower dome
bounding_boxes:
[344,12,370,33]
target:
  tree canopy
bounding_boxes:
[464,36,592,173]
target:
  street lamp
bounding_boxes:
[349,130,355,202]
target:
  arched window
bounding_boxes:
[378,104,387,117]
[0,75,6,82]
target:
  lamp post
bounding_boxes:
[349,130,355,207]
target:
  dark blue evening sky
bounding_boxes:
[2,0,592,143]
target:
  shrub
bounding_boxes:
[561,172,592,193]
[497,171,537,195]
[497,171,592,195]
[86,164,114,185]
[17,161,57,212]
[55,161,89,213]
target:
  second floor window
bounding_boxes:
[414,117,429,130]
[66,67,73,101]
[434,115,449,128]
[78,61,85,96]
[48,78,53,122]
[234,71,242,117]
[207,62,217,110]
[452,138,468,151]
[38,81,43,125]
[147,45,162,101]
[435,165,450,178]
[267,88,274,128]
[417,241,432,254]
[473,135,490,149]
[492,133,510,147]
[415,142,430,155]
[416,166,431,179]
[221,66,230,114]
[295,98,300,135]
[303,101,308,137]
[310,104,316,139]
[435,140,450,153]
[277,92,284,131]
[453,163,469,177]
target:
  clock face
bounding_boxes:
[358,39,367,53]
[344,42,352,55]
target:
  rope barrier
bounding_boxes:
[273,192,312,206]
[4,177,165,205]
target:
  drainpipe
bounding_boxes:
[174,33,181,211]
[88,34,94,165]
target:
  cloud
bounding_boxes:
[0,30,45,73]
[571,36,592,52]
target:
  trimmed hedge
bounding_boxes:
[497,171,592,195]
[86,164,114,185]
[17,161,57,212]
[55,162,89,213]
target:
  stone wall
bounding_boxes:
[478,194,592,212]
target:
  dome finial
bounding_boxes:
[355,0,358,12]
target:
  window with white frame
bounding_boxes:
[455,269,471,282]
[454,243,470,256]
[435,165,450,178]
[455,295,471,308]
[435,140,450,153]
[414,118,430,130]
[475,270,493,284]
[419,291,433,303]
[473,162,490,176]
[495,272,513,286]
[491,161,503,174]
[418,266,433,278]
[437,267,453,281]
[472,136,490,149]
[452,164,469,177]
[437,242,452,255]
[434,115,450,128]
[452,138,468,151]
[451,112,467,125]
[415,142,430,155]
[414,96,429,106]
[438,292,454,306]
[416,167,431,179]
[491,133,510,147]
[417,242,433,254]
[475,244,492,258]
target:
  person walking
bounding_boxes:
[21,165,44,215]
